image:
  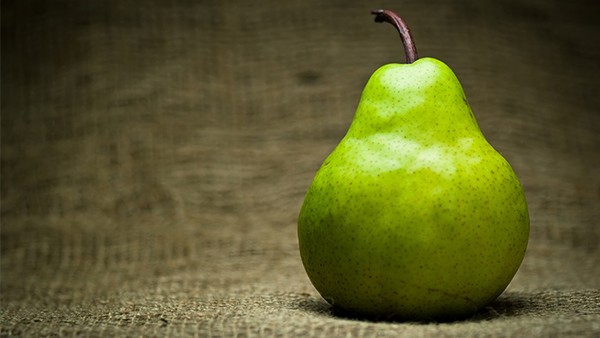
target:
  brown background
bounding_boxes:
[2,1,599,336]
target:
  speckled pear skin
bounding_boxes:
[297,58,529,321]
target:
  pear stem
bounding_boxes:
[371,9,418,64]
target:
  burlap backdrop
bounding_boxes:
[2,1,599,337]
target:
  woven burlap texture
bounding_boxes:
[2,1,599,337]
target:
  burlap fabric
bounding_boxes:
[2,1,599,337]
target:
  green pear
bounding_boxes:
[297,9,529,321]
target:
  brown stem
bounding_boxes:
[371,9,418,63]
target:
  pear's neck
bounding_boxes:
[347,98,483,145]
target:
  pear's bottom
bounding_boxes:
[318,287,494,322]
[305,270,510,322]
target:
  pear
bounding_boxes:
[297,9,529,321]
